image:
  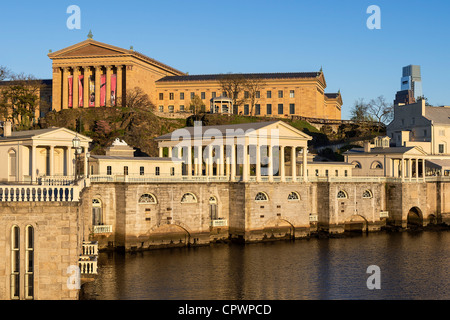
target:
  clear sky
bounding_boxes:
[1,0,449,119]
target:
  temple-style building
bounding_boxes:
[45,35,342,120]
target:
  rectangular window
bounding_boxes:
[266,104,272,115]
[155,167,160,176]
[170,167,175,176]
[158,105,164,112]
[201,92,205,99]
[190,92,195,99]
[278,90,283,98]
[168,105,174,113]
[180,105,185,112]
[325,170,329,177]
[256,91,260,99]
[180,92,184,100]
[345,170,348,177]
[169,93,174,100]
[124,166,128,176]
[11,226,20,300]
[267,91,272,98]
[439,144,445,153]
[278,104,283,114]
[335,170,339,177]
[159,93,164,100]
[244,91,249,99]
[289,103,295,114]
[140,166,145,175]
[25,226,34,300]
[107,166,112,175]
[244,104,249,115]
[424,129,427,137]
[290,90,295,98]
[255,104,260,115]
[212,92,216,98]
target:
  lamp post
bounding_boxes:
[72,135,81,181]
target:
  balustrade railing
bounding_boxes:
[0,185,81,202]
[79,241,98,275]
[93,225,113,234]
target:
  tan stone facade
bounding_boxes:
[46,38,342,120]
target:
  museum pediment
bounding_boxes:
[49,40,129,59]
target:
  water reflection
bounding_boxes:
[81,231,450,300]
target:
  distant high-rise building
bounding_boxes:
[394,65,423,105]
[400,65,423,99]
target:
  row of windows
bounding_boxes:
[255,191,300,202]
[159,103,297,115]
[10,225,34,300]
[337,190,373,199]
[159,90,297,101]
[352,161,383,170]
[105,166,175,176]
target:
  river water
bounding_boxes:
[81,230,450,300]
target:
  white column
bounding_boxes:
[31,145,36,183]
[83,146,88,177]
[256,144,261,182]
[208,145,213,176]
[49,145,55,176]
[243,144,248,181]
[408,158,412,182]
[159,147,163,158]
[66,147,72,177]
[302,147,308,182]
[416,158,419,181]
[231,145,236,180]
[187,147,192,176]
[168,147,173,158]
[280,146,285,182]
[401,158,405,181]
[197,145,202,176]
[219,145,224,176]
[422,159,426,181]
[291,146,296,181]
[268,145,273,182]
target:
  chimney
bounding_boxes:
[3,121,11,137]
[364,141,371,153]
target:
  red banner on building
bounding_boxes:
[110,74,117,107]
[68,76,73,108]
[100,74,106,107]
[89,76,95,107]
[78,75,84,107]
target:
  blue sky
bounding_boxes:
[1,0,449,119]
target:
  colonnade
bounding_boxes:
[159,143,308,182]
[54,65,123,110]
[391,158,425,181]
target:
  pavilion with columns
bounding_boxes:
[155,121,311,182]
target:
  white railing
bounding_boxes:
[82,241,98,256]
[211,219,228,227]
[38,175,75,186]
[78,256,98,275]
[309,215,318,222]
[93,225,113,234]
[0,185,82,202]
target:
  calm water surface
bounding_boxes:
[81,231,450,300]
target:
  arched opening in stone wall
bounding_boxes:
[147,224,191,248]
[407,207,423,229]
[344,215,368,233]
[262,218,295,240]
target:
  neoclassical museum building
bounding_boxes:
[45,35,343,120]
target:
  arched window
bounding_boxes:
[363,190,373,199]
[25,225,34,300]
[11,225,20,299]
[209,196,218,220]
[351,161,362,169]
[288,191,300,201]
[255,192,268,202]
[337,190,348,199]
[181,193,197,203]
[138,193,157,204]
[371,161,383,169]
[92,198,103,226]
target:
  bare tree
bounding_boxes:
[189,94,205,115]
[367,95,393,130]
[0,66,11,81]
[218,74,247,113]
[244,76,266,116]
[350,98,372,122]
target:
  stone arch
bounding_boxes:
[138,193,157,204]
[147,222,192,247]
[351,161,362,169]
[181,192,197,204]
[262,217,295,240]
[344,214,368,233]
[370,161,383,169]
[407,207,423,228]
[255,191,269,202]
